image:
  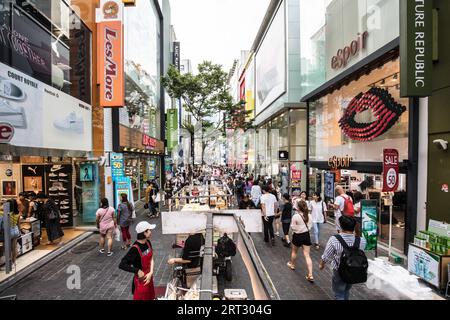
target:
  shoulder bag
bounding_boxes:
[97,207,110,229]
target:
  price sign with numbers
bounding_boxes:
[111,153,125,180]
[383,149,399,192]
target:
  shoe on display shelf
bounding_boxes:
[60,205,70,210]
[49,193,59,197]
[59,179,69,183]
[60,214,69,219]
[58,192,69,196]
[49,173,58,177]
[53,112,84,134]
[59,219,69,224]
[60,200,69,205]
[58,173,68,177]
[49,179,59,182]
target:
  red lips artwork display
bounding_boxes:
[338,87,407,142]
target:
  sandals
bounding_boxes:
[306,275,315,283]
[287,262,295,270]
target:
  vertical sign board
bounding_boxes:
[167,109,178,152]
[96,0,125,107]
[111,152,125,180]
[361,200,379,251]
[173,42,180,70]
[383,149,399,192]
[400,0,433,97]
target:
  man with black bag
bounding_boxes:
[319,215,367,300]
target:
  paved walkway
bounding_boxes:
[1,204,390,300]
[251,222,386,300]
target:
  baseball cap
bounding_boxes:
[136,221,156,234]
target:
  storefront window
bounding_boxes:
[0,1,91,104]
[122,0,161,139]
[309,58,408,162]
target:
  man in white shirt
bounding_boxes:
[260,185,277,245]
[330,186,348,232]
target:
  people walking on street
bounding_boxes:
[280,193,293,247]
[119,221,156,300]
[319,215,367,300]
[287,201,314,283]
[310,192,327,250]
[145,181,157,218]
[260,185,277,245]
[117,193,134,250]
[251,178,262,209]
[39,193,64,246]
[330,186,354,232]
[96,198,117,256]
[235,176,245,205]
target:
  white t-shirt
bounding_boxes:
[334,195,346,230]
[354,202,361,218]
[311,201,326,223]
[260,193,277,217]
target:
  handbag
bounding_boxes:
[97,208,109,229]
[144,203,149,209]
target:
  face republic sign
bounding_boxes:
[400,0,432,97]
[96,0,124,107]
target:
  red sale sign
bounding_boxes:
[383,149,399,192]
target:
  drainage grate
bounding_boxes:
[71,242,99,254]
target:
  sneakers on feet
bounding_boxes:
[99,249,105,254]
[287,262,295,270]
[107,252,114,257]
[274,232,280,237]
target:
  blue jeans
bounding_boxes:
[332,270,352,300]
[312,223,322,245]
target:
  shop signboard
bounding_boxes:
[361,200,378,251]
[167,109,178,151]
[173,42,180,70]
[111,152,125,180]
[324,172,335,200]
[383,149,399,192]
[408,244,440,288]
[400,0,433,97]
[0,62,92,151]
[96,0,124,107]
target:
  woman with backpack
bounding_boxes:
[96,198,117,256]
[310,192,327,250]
[287,201,314,283]
[39,193,64,246]
[117,193,134,250]
[280,193,293,248]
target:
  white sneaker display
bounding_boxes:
[60,205,70,210]
[50,165,63,172]
[0,99,27,128]
[60,214,69,219]
[0,77,26,101]
[53,112,84,134]
[60,200,69,205]
[59,173,68,177]
[49,173,58,177]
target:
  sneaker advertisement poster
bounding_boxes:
[0,62,92,152]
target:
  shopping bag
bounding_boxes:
[154,192,161,203]
[114,226,121,242]
[132,210,136,219]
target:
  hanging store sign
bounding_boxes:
[383,149,399,192]
[142,134,157,148]
[331,32,369,70]
[400,0,433,97]
[328,155,353,170]
[96,0,124,107]
[339,87,407,142]
[167,109,178,152]
[0,123,14,143]
[173,42,180,70]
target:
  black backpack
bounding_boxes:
[335,235,368,284]
[216,234,237,257]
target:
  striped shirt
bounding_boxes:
[321,233,366,270]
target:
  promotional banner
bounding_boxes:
[408,244,440,288]
[147,159,156,180]
[80,164,94,182]
[383,149,399,192]
[96,0,124,107]
[114,176,132,208]
[82,165,100,223]
[324,172,335,200]
[0,62,92,151]
[111,153,125,180]
[361,200,378,251]
[167,109,178,151]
